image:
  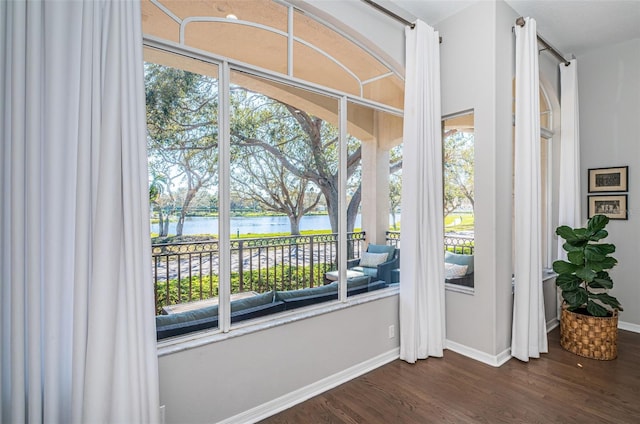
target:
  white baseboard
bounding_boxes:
[445,339,511,367]
[546,318,559,332]
[619,320,640,333]
[218,348,400,424]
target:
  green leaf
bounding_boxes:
[562,288,588,308]
[556,225,578,242]
[586,300,609,317]
[590,229,608,241]
[552,260,578,274]
[590,293,623,311]
[584,245,605,262]
[563,243,584,253]
[587,214,609,232]
[591,256,618,272]
[575,267,596,282]
[586,243,615,256]
[556,274,582,291]
[567,251,585,265]
[589,271,613,289]
[601,256,618,269]
[574,228,589,239]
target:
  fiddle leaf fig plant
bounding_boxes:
[552,214,623,317]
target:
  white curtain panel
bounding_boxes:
[511,17,548,362]
[557,59,582,261]
[0,1,160,422]
[399,20,445,363]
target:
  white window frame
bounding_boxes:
[146,38,403,348]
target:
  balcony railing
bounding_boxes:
[385,231,474,254]
[152,232,366,314]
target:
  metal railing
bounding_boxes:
[444,234,474,254]
[386,231,401,248]
[385,231,474,254]
[152,232,366,313]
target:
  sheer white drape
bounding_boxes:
[557,59,582,259]
[511,17,548,362]
[0,1,160,422]
[399,20,445,363]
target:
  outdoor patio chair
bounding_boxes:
[347,244,399,285]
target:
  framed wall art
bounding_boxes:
[588,194,628,220]
[588,166,628,193]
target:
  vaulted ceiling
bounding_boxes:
[387,0,640,57]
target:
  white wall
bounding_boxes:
[577,38,640,329]
[436,0,517,360]
[159,296,400,423]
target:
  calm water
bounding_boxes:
[151,214,389,236]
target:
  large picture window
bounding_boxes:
[143,1,403,341]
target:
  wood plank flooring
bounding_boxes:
[261,328,640,423]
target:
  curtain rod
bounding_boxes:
[516,17,570,66]
[361,0,443,43]
[361,0,416,29]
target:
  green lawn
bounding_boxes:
[444,212,474,233]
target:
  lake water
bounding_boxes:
[151,214,387,236]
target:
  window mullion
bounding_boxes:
[339,96,347,302]
[218,61,231,332]
[287,6,293,77]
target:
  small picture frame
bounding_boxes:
[588,194,628,220]
[588,166,628,193]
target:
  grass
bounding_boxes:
[444,212,474,233]
[151,228,366,243]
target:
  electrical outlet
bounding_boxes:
[388,325,395,339]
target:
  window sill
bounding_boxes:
[157,285,400,357]
[445,283,474,295]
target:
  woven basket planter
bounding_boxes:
[560,306,619,360]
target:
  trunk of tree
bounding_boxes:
[323,185,339,234]
[391,213,397,230]
[175,213,185,237]
[289,215,301,236]
[176,188,198,236]
[162,210,170,237]
[346,185,361,234]
[157,207,166,237]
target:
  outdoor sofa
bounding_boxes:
[156,275,387,340]
[444,251,474,287]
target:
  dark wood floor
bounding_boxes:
[261,328,640,423]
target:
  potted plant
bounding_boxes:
[552,214,623,360]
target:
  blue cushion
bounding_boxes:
[275,282,338,301]
[230,290,275,313]
[347,279,387,297]
[347,275,371,289]
[445,251,474,275]
[367,244,395,262]
[155,305,220,339]
[351,266,379,278]
[231,300,286,321]
[156,304,218,328]
[281,291,338,310]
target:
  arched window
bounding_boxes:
[539,83,556,267]
[511,82,557,270]
[141,0,404,108]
